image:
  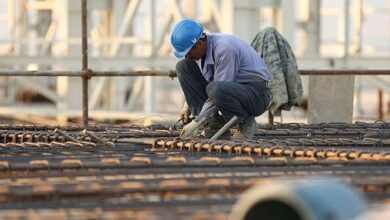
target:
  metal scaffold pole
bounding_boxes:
[0,69,389,77]
[81,0,89,127]
[344,0,350,67]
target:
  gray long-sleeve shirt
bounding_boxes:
[195,33,270,121]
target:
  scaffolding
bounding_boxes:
[1,0,390,125]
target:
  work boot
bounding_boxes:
[232,116,258,140]
[202,114,231,139]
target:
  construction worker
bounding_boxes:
[171,19,271,139]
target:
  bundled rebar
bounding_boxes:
[0,122,390,219]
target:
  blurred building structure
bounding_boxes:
[0,0,390,125]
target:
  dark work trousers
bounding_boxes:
[176,59,271,123]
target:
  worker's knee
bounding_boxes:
[175,59,192,76]
[206,81,229,101]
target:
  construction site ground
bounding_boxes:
[0,122,390,219]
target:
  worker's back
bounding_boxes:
[198,33,270,83]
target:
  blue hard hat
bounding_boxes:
[171,19,204,58]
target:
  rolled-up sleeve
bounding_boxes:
[195,98,217,121]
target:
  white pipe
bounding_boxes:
[229,177,367,220]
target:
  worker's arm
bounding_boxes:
[179,101,191,124]
[196,47,239,120]
[193,47,239,121]
[194,98,217,122]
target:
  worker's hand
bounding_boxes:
[180,119,203,138]
[179,101,191,124]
